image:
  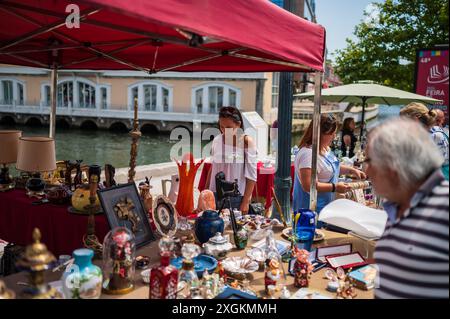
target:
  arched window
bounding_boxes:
[41,78,110,109]
[192,83,240,114]
[0,78,25,105]
[128,81,173,112]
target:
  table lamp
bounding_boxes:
[16,136,56,197]
[0,130,22,191]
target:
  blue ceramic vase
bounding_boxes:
[194,210,224,244]
[61,248,102,299]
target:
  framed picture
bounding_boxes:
[151,195,178,237]
[97,182,156,248]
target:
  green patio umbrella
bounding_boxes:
[295,80,442,140]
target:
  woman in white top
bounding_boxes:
[206,106,257,213]
[293,114,366,219]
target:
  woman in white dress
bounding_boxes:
[206,106,257,213]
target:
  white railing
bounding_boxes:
[0,102,219,123]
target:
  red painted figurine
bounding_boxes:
[293,248,313,288]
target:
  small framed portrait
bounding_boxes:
[97,183,156,247]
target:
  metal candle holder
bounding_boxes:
[83,165,103,257]
[128,97,142,183]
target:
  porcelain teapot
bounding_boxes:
[202,232,233,259]
[161,174,179,204]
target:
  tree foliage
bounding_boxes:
[334,0,449,91]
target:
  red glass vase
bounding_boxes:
[174,153,204,218]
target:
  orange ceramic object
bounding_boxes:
[174,153,204,217]
[197,190,216,212]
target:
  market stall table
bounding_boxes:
[0,189,110,257]
[1,229,375,299]
[198,162,295,210]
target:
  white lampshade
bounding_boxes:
[0,130,22,164]
[16,137,57,172]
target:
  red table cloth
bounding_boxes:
[198,162,295,210]
[0,189,110,256]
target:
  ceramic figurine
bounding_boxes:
[264,258,281,294]
[197,189,216,212]
[194,210,224,244]
[337,268,358,299]
[293,248,313,288]
[62,248,102,299]
[139,177,153,216]
[325,267,345,293]
[149,237,179,299]
[215,261,227,282]
[102,227,136,295]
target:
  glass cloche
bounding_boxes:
[102,227,136,295]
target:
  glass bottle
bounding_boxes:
[149,237,179,299]
[178,243,201,295]
[292,209,316,251]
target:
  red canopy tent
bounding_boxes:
[0,0,326,212]
[0,0,325,72]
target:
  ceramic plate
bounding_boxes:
[151,195,178,237]
[222,256,259,274]
[281,227,325,242]
[246,247,266,263]
[170,254,218,277]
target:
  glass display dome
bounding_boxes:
[102,227,136,295]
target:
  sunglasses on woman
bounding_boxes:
[219,106,241,122]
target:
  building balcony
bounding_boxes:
[0,101,219,123]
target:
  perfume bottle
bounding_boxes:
[178,243,201,293]
[149,237,179,299]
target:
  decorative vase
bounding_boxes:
[161,174,179,204]
[175,153,204,217]
[194,210,224,244]
[71,184,100,212]
[62,248,102,299]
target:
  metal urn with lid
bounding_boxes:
[203,232,233,259]
[16,228,62,299]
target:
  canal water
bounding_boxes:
[0,105,400,169]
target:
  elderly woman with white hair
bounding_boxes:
[364,117,449,299]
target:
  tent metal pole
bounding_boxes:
[49,65,57,139]
[274,70,294,225]
[359,96,367,142]
[309,71,323,213]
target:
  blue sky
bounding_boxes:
[315,0,384,60]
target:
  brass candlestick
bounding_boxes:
[83,165,103,257]
[128,97,142,183]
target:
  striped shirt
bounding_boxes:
[374,169,449,299]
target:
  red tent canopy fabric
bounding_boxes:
[0,0,325,72]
